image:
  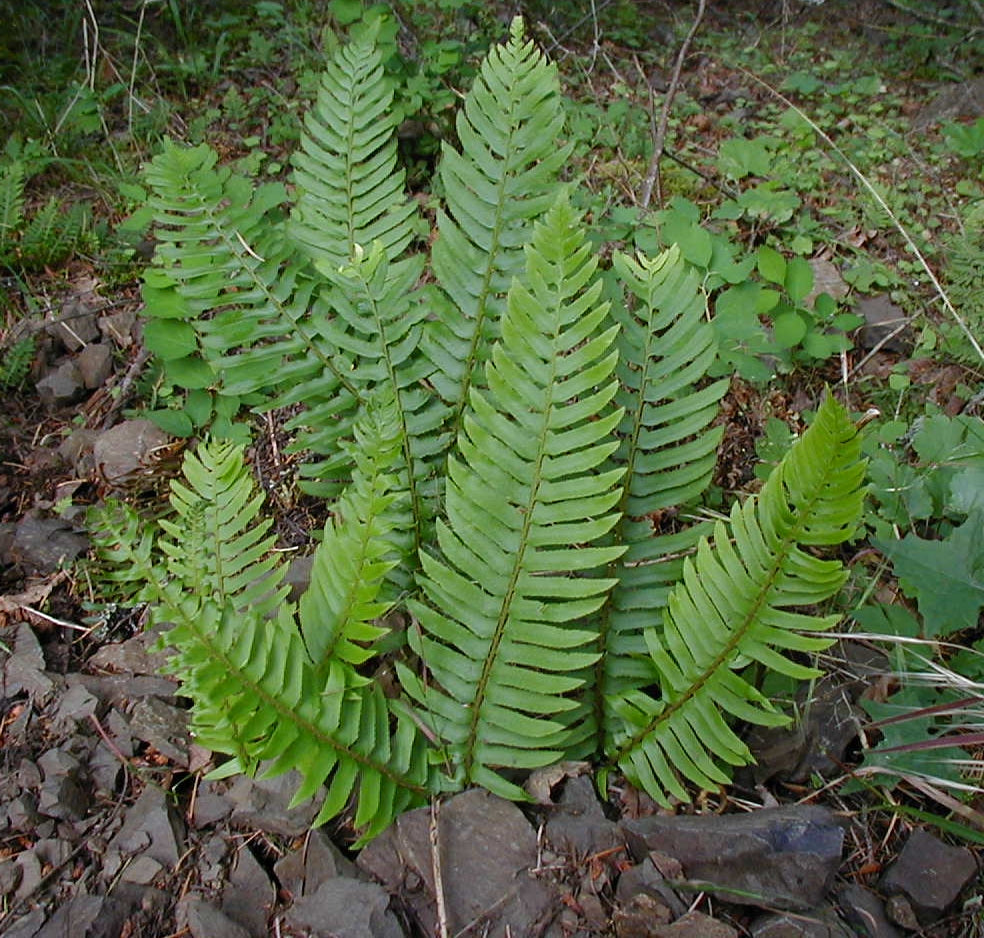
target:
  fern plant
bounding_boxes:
[95,18,869,841]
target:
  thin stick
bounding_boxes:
[430,798,449,938]
[736,65,984,367]
[640,0,708,210]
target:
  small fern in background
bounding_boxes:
[940,201,984,363]
[93,18,869,841]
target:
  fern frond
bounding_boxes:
[579,246,727,753]
[299,392,409,669]
[402,197,625,798]
[608,394,866,805]
[0,160,25,261]
[290,35,417,271]
[426,16,571,436]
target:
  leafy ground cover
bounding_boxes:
[1,1,983,935]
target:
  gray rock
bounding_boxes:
[0,857,23,896]
[856,295,908,353]
[45,307,100,352]
[9,514,88,574]
[183,898,253,938]
[914,76,984,129]
[51,681,100,731]
[651,911,738,938]
[99,309,137,347]
[107,784,184,866]
[619,806,844,912]
[750,906,854,937]
[358,789,560,938]
[0,520,16,561]
[286,554,315,601]
[58,428,100,476]
[613,893,675,938]
[2,908,46,938]
[615,857,686,919]
[121,854,163,885]
[89,708,134,793]
[834,884,901,938]
[71,671,178,706]
[37,359,85,406]
[92,419,169,488]
[32,894,115,938]
[76,341,113,388]
[879,828,978,923]
[37,748,90,821]
[129,696,190,767]
[192,780,234,828]
[805,258,849,309]
[227,770,320,837]
[88,624,172,675]
[1,620,54,699]
[275,828,357,898]
[544,775,621,857]
[286,878,406,938]
[222,845,275,937]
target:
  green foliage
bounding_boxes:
[0,335,35,390]
[96,21,869,841]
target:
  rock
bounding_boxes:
[76,341,113,388]
[45,310,100,352]
[88,624,172,675]
[879,828,978,923]
[107,784,185,866]
[856,295,908,353]
[89,708,134,793]
[619,806,844,912]
[129,696,190,767]
[0,520,17,561]
[286,878,406,938]
[222,845,275,937]
[183,898,253,938]
[834,884,901,938]
[275,827,357,898]
[544,775,622,857]
[51,681,100,731]
[1,620,54,699]
[92,419,169,488]
[72,671,179,706]
[58,428,100,476]
[3,908,46,938]
[652,911,738,938]
[358,788,560,938]
[0,857,23,896]
[805,258,849,308]
[37,359,85,406]
[9,514,88,574]
[121,854,163,885]
[285,554,315,601]
[99,309,137,347]
[192,780,234,828]
[750,905,854,937]
[227,770,320,837]
[614,893,675,938]
[615,856,686,919]
[37,748,90,821]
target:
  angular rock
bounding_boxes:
[544,775,621,857]
[121,854,163,885]
[9,514,88,574]
[182,898,253,938]
[285,554,315,602]
[619,806,844,911]
[92,419,169,488]
[1,620,54,699]
[615,856,686,919]
[37,748,90,821]
[222,845,275,937]
[274,827,357,899]
[36,359,85,406]
[88,624,172,675]
[751,906,854,937]
[3,908,46,938]
[46,308,100,352]
[856,295,908,353]
[0,857,23,896]
[129,696,190,766]
[834,884,901,938]
[914,76,984,128]
[652,911,738,938]
[192,780,234,828]
[879,828,978,923]
[51,681,100,731]
[58,427,100,476]
[358,789,559,938]
[227,770,320,837]
[72,671,178,706]
[76,341,113,389]
[107,784,184,866]
[805,258,849,308]
[33,894,130,938]
[99,309,137,347]
[614,893,675,938]
[286,878,406,938]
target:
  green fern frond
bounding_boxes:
[402,197,625,799]
[96,437,432,844]
[426,16,571,434]
[19,195,89,268]
[290,35,417,271]
[608,394,866,805]
[0,160,25,261]
[581,246,727,752]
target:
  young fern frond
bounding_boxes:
[0,160,25,261]
[94,437,432,844]
[581,247,727,753]
[607,394,866,805]
[290,34,417,271]
[426,16,571,434]
[401,197,625,799]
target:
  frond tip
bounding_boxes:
[609,394,867,805]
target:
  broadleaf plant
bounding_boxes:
[93,18,868,842]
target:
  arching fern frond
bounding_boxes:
[401,197,625,799]
[578,246,727,754]
[608,394,866,805]
[290,33,417,272]
[426,16,571,435]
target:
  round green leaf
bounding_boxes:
[773,312,808,348]
[785,256,814,303]
[757,246,786,285]
[147,408,193,437]
[164,355,214,390]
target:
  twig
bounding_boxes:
[430,798,449,938]
[640,0,708,210]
